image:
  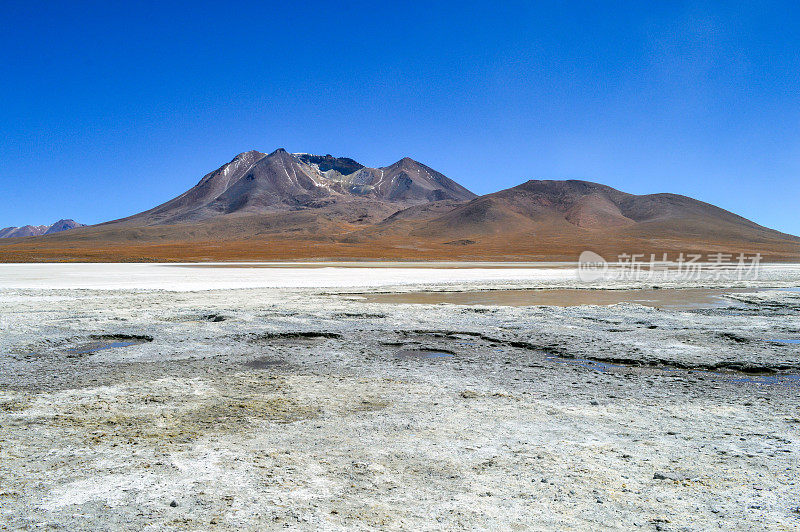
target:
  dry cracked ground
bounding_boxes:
[1,282,799,530]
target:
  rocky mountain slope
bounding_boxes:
[0,219,84,239]
[109,149,476,226]
[402,179,798,242]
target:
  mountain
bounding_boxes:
[0,219,84,239]
[45,219,85,234]
[340,179,800,260]
[0,152,797,262]
[111,149,476,226]
[406,179,796,240]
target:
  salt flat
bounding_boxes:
[1,262,800,290]
[1,263,799,530]
[0,262,580,291]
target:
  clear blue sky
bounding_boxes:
[1,1,798,234]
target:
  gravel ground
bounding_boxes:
[1,266,799,530]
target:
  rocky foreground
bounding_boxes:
[0,273,799,530]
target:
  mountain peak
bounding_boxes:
[235,150,266,160]
[385,156,419,169]
[0,219,85,239]
[44,219,85,234]
[113,149,477,225]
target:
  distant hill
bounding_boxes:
[404,179,797,242]
[0,151,797,262]
[0,219,84,239]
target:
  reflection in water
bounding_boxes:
[66,341,140,354]
[66,339,150,355]
[355,288,764,309]
[732,374,800,385]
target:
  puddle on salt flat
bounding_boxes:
[768,339,800,344]
[395,349,454,359]
[548,355,799,386]
[66,342,141,354]
[65,336,152,355]
[354,288,765,310]
[732,374,800,385]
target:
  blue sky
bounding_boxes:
[1,1,798,235]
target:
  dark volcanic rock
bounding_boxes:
[294,153,364,175]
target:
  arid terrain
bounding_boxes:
[5,3,799,531]
[1,263,799,530]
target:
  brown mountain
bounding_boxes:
[341,179,800,260]
[408,179,797,241]
[0,153,797,262]
[110,149,476,226]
